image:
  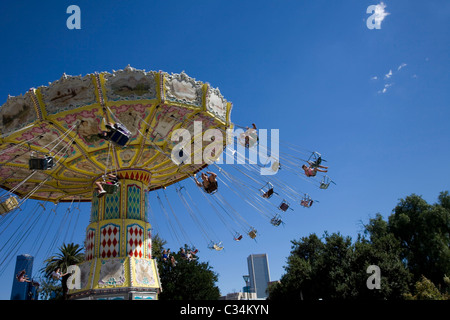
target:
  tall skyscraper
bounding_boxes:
[247,253,270,299]
[10,254,37,300]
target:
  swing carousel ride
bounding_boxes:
[0,66,334,299]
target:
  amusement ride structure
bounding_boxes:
[0,66,334,299]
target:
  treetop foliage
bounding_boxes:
[267,191,450,300]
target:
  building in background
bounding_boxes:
[221,253,273,300]
[220,291,257,300]
[247,253,270,299]
[10,254,38,300]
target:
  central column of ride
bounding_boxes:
[68,169,161,300]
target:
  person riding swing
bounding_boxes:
[194,171,218,194]
[16,270,31,283]
[302,163,328,177]
[98,122,131,147]
[302,153,328,177]
[94,173,120,198]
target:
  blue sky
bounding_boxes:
[0,0,449,299]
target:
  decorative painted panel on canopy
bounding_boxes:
[0,66,233,203]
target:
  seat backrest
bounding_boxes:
[29,158,47,170]
[6,196,19,209]
[0,196,18,215]
[204,181,218,194]
[114,123,131,135]
[110,127,131,146]
[271,218,282,226]
[319,183,329,189]
[301,200,312,207]
[103,183,119,194]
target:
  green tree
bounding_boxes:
[268,233,355,300]
[404,276,448,300]
[36,276,61,300]
[316,232,353,299]
[41,243,84,300]
[154,239,220,300]
[268,219,412,300]
[268,233,324,300]
[151,233,167,258]
[268,191,450,300]
[351,214,412,299]
[388,192,450,288]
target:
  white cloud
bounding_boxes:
[384,69,393,79]
[397,63,407,71]
[371,76,378,80]
[378,83,393,94]
[373,2,390,27]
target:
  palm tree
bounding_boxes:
[42,243,84,300]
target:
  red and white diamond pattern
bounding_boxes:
[85,229,95,260]
[100,224,120,258]
[127,225,143,258]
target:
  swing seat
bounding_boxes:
[271,217,282,226]
[311,156,322,167]
[248,229,257,239]
[109,123,131,147]
[205,187,218,195]
[300,200,313,208]
[208,242,223,251]
[238,129,258,148]
[204,181,218,194]
[29,156,54,170]
[234,234,243,241]
[319,176,335,190]
[0,196,19,215]
[271,160,281,173]
[279,201,290,212]
[319,183,330,189]
[262,188,274,199]
[103,182,120,194]
[308,152,323,167]
[260,182,275,198]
